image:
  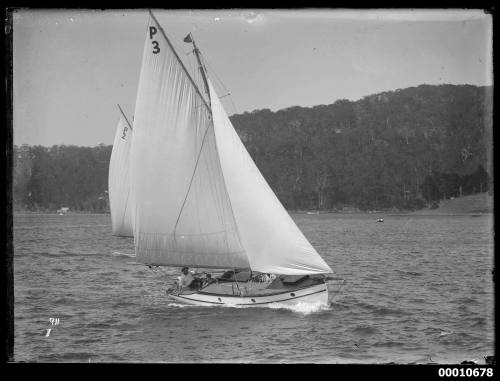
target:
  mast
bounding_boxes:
[186,33,211,104]
[117,104,133,130]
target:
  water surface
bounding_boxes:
[14,213,494,363]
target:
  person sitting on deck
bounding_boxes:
[253,273,275,283]
[220,270,235,280]
[202,273,214,287]
[175,267,207,291]
[176,267,194,290]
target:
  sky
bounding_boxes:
[13,9,492,147]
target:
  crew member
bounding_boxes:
[176,267,194,289]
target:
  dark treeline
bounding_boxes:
[13,144,111,212]
[13,84,492,212]
[231,84,493,211]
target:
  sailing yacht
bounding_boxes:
[109,105,134,237]
[112,10,334,306]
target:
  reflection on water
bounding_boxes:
[13,213,494,363]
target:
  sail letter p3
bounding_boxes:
[149,26,160,54]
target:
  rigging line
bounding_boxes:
[209,98,247,264]
[173,121,212,236]
[147,9,211,115]
[189,33,211,105]
[199,52,234,100]
[202,54,230,94]
[202,54,239,115]
[117,104,133,131]
[233,269,242,295]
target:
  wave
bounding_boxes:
[372,341,408,348]
[396,269,423,277]
[423,326,441,334]
[38,250,102,257]
[436,331,479,346]
[374,306,408,316]
[111,251,136,258]
[453,296,478,305]
[38,352,99,362]
[111,300,137,308]
[356,301,409,317]
[265,301,332,314]
[328,301,350,311]
[469,317,486,328]
[167,302,195,308]
[352,325,378,335]
[438,330,453,337]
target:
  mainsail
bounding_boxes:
[129,15,248,269]
[129,13,332,275]
[109,112,133,237]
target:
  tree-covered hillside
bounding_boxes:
[13,84,493,212]
[13,144,111,212]
[231,84,492,211]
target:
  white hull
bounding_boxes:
[167,282,328,307]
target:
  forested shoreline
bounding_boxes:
[13,84,493,213]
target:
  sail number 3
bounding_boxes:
[149,26,160,54]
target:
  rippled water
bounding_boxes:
[13,213,494,363]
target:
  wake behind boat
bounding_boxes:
[109,10,337,307]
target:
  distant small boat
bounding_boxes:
[376,218,384,222]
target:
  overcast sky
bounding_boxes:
[13,9,492,147]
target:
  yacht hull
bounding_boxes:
[167,282,328,307]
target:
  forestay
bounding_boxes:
[109,114,133,237]
[129,15,248,269]
[209,80,333,275]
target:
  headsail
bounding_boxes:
[129,15,248,269]
[109,112,133,237]
[209,80,333,275]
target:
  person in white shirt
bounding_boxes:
[176,267,194,289]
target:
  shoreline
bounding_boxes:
[12,193,493,216]
[13,210,493,216]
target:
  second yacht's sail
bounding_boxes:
[109,114,133,237]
